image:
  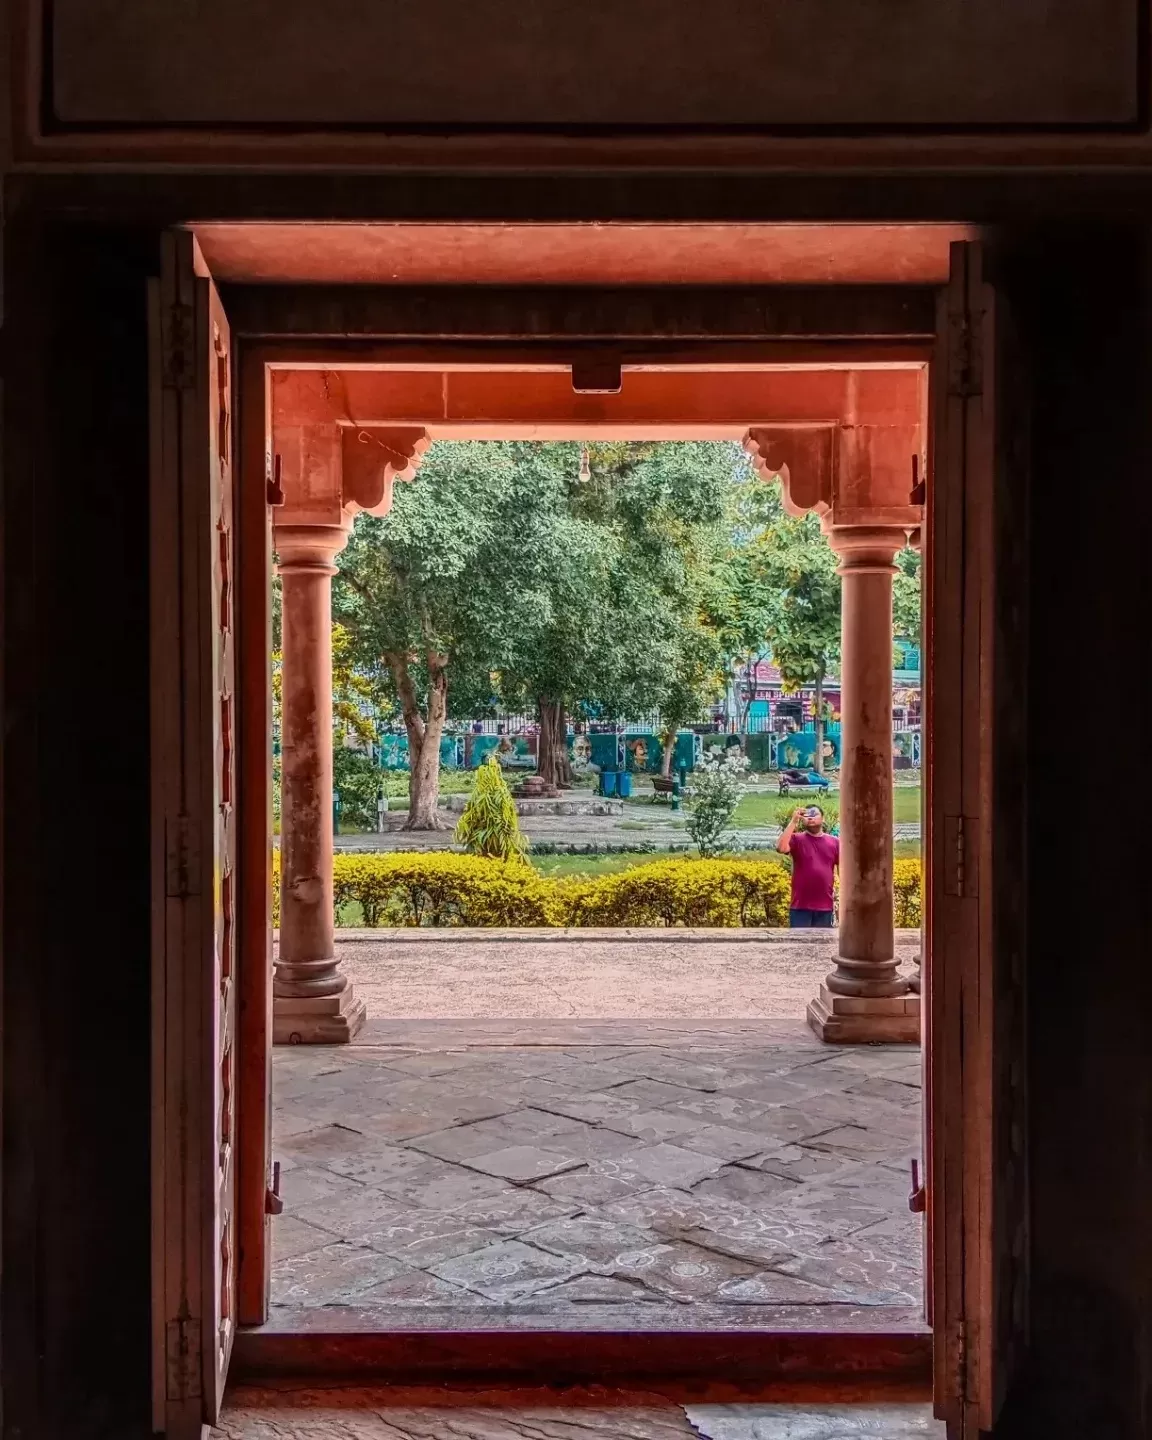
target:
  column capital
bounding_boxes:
[744,423,924,537]
[824,522,910,574]
[273,520,351,576]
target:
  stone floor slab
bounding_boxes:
[685,1403,944,1438]
[271,1020,922,1321]
[429,1239,587,1301]
[460,1144,586,1183]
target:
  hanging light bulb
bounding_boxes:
[577,445,591,484]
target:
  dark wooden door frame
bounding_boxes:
[231,285,937,1388]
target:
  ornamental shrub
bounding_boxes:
[271,849,923,930]
[454,756,527,862]
[893,857,922,928]
[562,857,791,928]
[684,748,750,857]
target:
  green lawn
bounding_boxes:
[730,787,922,828]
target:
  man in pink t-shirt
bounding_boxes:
[776,804,839,927]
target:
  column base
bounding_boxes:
[274,987,367,1045]
[806,984,920,1045]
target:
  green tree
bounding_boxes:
[496,440,744,784]
[893,546,922,651]
[700,463,783,739]
[334,442,529,828]
[334,439,749,819]
[756,512,842,774]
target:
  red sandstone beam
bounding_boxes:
[271,367,923,437]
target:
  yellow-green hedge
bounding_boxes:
[272,851,923,929]
[893,858,923,928]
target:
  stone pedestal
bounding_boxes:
[809,526,917,1044]
[807,985,920,1044]
[273,990,367,1046]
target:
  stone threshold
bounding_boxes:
[322,927,923,946]
[257,1302,928,1333]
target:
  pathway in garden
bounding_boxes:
[271,1014,923,1330]
[331,929,921,1021]
[332,812,921,853]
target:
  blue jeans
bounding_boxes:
[789,908,834,928]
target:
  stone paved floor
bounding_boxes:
[215,1386,944,1438]
[272,1020,923,1328]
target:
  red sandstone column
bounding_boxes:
[807,525,917,1043]
[273,521,366,1044]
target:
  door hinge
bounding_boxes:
[165,1311,202,1401]
[908,1158,927,1213]
[944,814,978,899]
[162,301,196,391]
[947,306,983,399]
[951,1319,970,1404]
[267,452,285,507]
[265,1160,284,1216]
[165,815,201,897]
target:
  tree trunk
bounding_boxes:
[660,731,677,777]
[813,668,825,776]
[537,697,573,788]
[387,651,450,830]
[737,656,755,753]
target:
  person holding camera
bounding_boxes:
[776,804,839,928]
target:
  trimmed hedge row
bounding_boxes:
[272,852,924,930]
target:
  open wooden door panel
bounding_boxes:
[928,240,1031,1437]
[150,229,238,1435]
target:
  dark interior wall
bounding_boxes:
[1004,229,1152,1440]
[1,188,1150,1440]
[2,216,154,1440]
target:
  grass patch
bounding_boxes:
[730,788,922,828]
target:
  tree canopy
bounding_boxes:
[325,439,921,815]
[333,440,747,815]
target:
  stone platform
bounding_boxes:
[442,794,624,816]
[272,1018,923,1329]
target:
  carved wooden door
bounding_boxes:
[150,229,238,1435]
[928,240,1030,1437]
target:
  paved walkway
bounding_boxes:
[216,1388,943,1438]
[333,814,921,852]
[272,1016,923,1330]
[331,929,921,1021]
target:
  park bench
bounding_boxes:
[651,774,677,802]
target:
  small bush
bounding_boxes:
[334,852,552,926]
[893,857,922,928]
[454,756,527,862]
[685,749,750,857]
